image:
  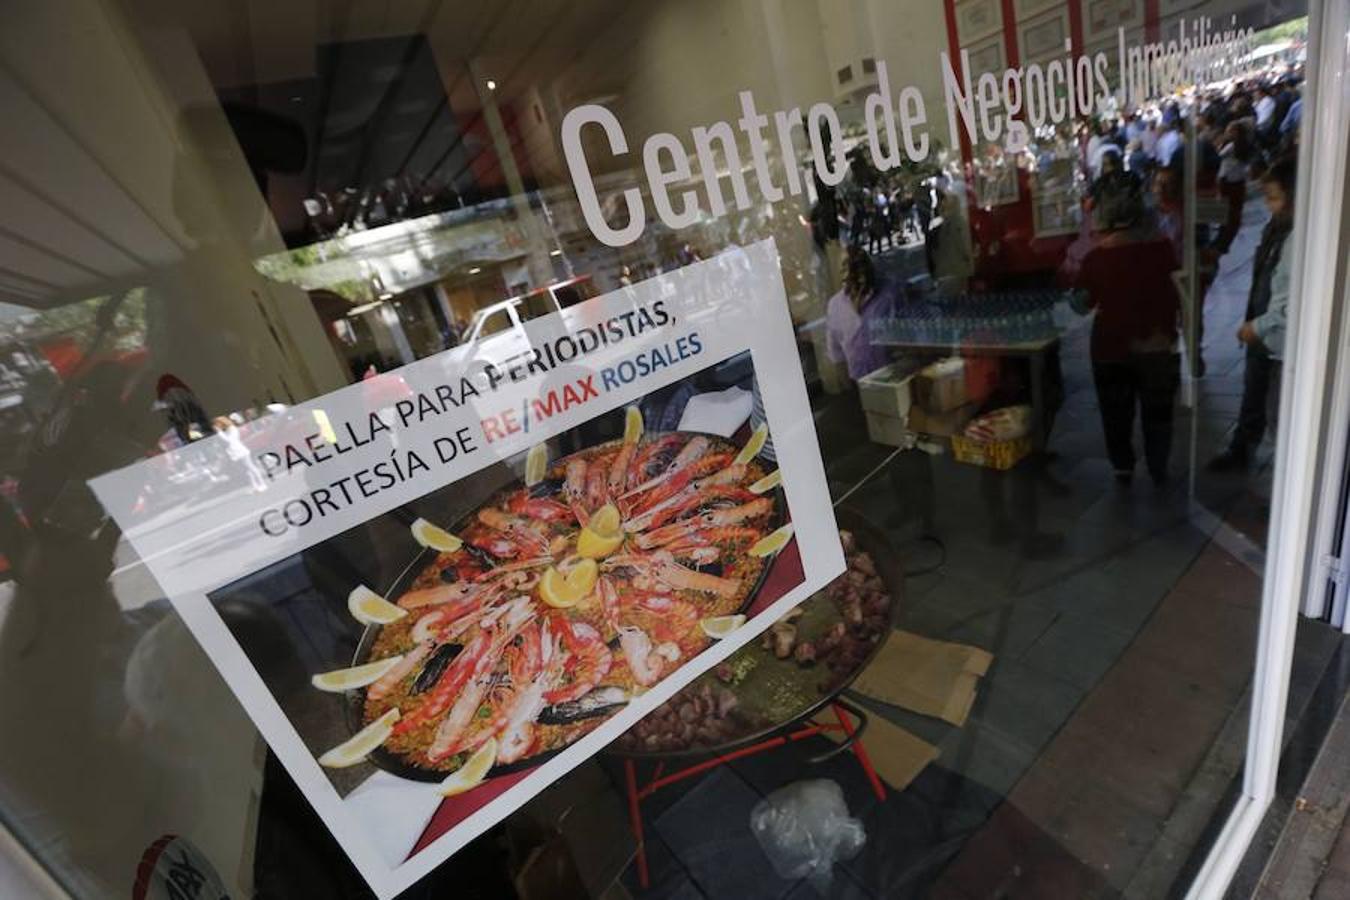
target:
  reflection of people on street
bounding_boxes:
[928,178,973,294]
[825,248,896,381]
[1070,182,1181,486]
[213,414,266,491]
[1208,158,1297,472]
[155,373,212,445]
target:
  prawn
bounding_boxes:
[634,499,773,550]
[628,484,758,533]
[476,508,553,558]
[543,616,613,705]
[563,457,590,525]
[367,641,433,701]
[627,434,683,489]
[584,454,611,510]
[662,526,762,564]
[618,626,680,686]
[505,490,572,523]
[426,604,536,759]
[605,551,741,599]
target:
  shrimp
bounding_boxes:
[621,591,701,646]
[428,665,497,761]
[426,604,537,759]
[476,507,553,558]
[618,626,679,686]
[634,499,773,550]
[627,434,683,489]
[662,526,762,564]
[605,551,741,599]
[596,576,621,636]
[668,436,710,473]
[392,629,496,737]
[563,457,590,525]
[628,484,758,533]
[445,620,548,759]
[585,454,611,510]
[608,428,642,498]
[398,578,488,611]
[543,617,613,705]
[621,452,737,519]
[618,437,710,509]
[505,490,572,523]
[495,620,566,764]
[472,556,553,582]
[468,530,525,559]
[367,641,433,701]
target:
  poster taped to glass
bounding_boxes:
[90,238,845,898]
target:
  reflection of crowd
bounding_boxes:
[836,151,930,255]
[825,61,1305,492]
[1069,67,1304,481]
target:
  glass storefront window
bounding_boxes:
[0,1,1345,898]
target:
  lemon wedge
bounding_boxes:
[577,502,624,558]
[749,524,794,558]
[700,614,747,638]
[311,656,404,692]
[749,470,782,494]
[410,518,463,553]
[525,443,549,486]
[734,423,769,465]
[622,405,644,444]
[539,558,599,608]
[437,737,497,796]
[348,585,407,625]
[318,708,399,768]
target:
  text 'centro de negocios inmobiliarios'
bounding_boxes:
[253,299,701,538]
[562,19,1256,247]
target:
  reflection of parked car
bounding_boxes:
[461,275,596,343]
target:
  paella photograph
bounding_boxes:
[208,351,805,860]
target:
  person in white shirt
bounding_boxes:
[1155,121,1182,169]
[1140,120,1159,159]
[1254,85,1277,129]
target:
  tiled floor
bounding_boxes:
[611,195,1338,898]
[607,737,1002,900]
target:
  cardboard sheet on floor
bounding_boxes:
[851,630,994,726]
[820,714,939,792]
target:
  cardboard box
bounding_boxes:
[865,409,910,446]
[908,402,977,437]
[912,358,967,412]
[858,361,916,419]
[951,434,1032,470]
[912,356,1002,413]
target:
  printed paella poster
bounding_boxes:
[90,238,844,898]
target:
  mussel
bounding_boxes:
[537,686,629,725]
[410,643,462,694]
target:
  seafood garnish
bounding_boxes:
[537,686,630,725]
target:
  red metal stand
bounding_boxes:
[622,700,885,890]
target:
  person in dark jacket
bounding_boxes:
[1207,157,1297,470]
[1071,182,1182,485]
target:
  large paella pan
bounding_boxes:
[310,410,792,790]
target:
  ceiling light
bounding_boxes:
[468,267,482,274]
[550,249,563,256]
[486,79,496,91]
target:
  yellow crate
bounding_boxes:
[950,434,1032,470]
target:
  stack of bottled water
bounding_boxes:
[872,290,1073,347]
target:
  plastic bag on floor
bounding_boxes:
[749,779,866,890]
